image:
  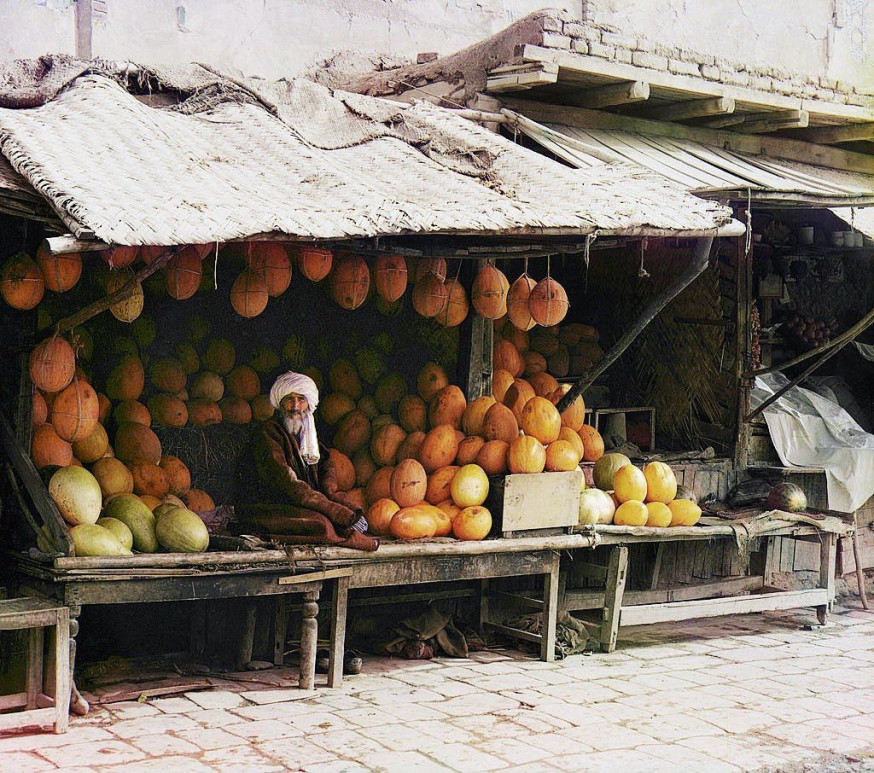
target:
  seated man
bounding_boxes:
[235,371,378,551]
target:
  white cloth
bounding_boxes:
[269,371,321,464]
[752,373,874,512]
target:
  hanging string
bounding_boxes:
[638,237,650,279]
[744,188,753,257]
[583,232,595,294]
[214,241,223,291]
[523,255,529,277]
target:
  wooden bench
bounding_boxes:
[567,515,848,651]
[9,550,332,710]
[0,597,70,733]
[286,534,596,686]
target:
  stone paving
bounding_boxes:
[3,603,874,772]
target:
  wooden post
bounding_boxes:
[328,576,349,688]
[852,512,870,610]
[26,626,44,710]
[299,590,319,691]
[600,546,628,653]
[236,602,257,671]
[273,596,291,666]
[557,236,714,412]
[540,553,560,663]
[734,228,752,469]
[53,606,70,733]
[817,533,837,625]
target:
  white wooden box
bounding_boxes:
[487,470,582,536]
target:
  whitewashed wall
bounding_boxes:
[1,0,871,92]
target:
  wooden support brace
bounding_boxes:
[569,80,650,109]
[646,96,735,122]
[600,546,628,653]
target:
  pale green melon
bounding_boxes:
[48,466,102,525]
[156,508,210,553]
[592,452,632,491]
[70,524,132,557]
[95,517,134,550]
[103,493,158,552]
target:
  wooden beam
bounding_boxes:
[568,80,650,109]
[556,236,714,413]
[486,62,558,93]
[502,97,874,174]
[701,114,748,129]
[735,110,809,134]
[519,44,874,124]
[794,122,874,145]
[42,235,110,255]
[645,97,735,122]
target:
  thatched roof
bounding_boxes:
[0,58,735,246]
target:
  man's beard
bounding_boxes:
[281,411,304,436]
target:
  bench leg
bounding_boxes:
[328,576,349,688]
[236,601,258,671]
[273,596,291,667]
[189,602,207,659]
[540,554,559,662]
[54,608,70,733]
[68,608,88,716]
[300,590,319,691]
[600,546,628,653]
[26,626,44,710]
[817,533,837,625]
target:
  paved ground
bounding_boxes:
[2,601,874,773]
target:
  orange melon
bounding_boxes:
[390,505,437,540]
[218,397,252,424]
[390,459,427,508]
[503,379,535,423]
[462,396,496,437]
[51,377,99,442]
[398,395,428,433]
[230,269,269,318]
[31,423,73,468]
[367,498,400,536]
[30,335,75,393]
[508,435,546,474]
[493,338,523,377]
[452,505,492,541]
[352,449,376,488]
[373,254,407,303]
[247,242,292,297]
[545,440,582,472]
[36,245,82,293]
[412,257,447,283]
[159,455,191,496]
[435,278,468,327]
[481,402,519,445]
[115,421,162,464]
[328,449,356,491]
[417,425,459,473]
[149,357,187,394]
[165,246,202,300]
[1,252,43,309]
[519,396,562,445]
[188,399,223,427]
[298,246,333,282]
[558,426,585,460]
[106,355,145,401]
[550,385,586,432]
[507,274,537,331]
[428,385,466,430]
[491,369,515,403]
[417,362,449,403]
[370,423,407,467]
[578,425,605,462]
[397,430,426,462]
[471,264,508,320]
[329,359,363,400]
[226,365,260,401]
[91,457,133,500]
[529,277,569,327]
[185,489,216,513]
[333,410,371,455]
[320,392,357,426]
[130,461,170,499]
[425,465,459,505]
[476,439,508,475]
[365,466,394,505]
[72,422,109,464]
[251,394,274,422]
[455,435,486,466]
[330,254,370,310]
[190,371,225,402]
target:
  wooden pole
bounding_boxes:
[744,333,857,422]
[557,236,714,413]
[51,248,176,337]
[743,302,874,379]
[852,511,870,610]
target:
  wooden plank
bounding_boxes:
[51,606,69,733]
[517,45,874,124]
[0,706,58,732]
[620,588,830,626]
[817,533,837,624]
[277,568,353,585]
[569,80,650,109]
[600,546,628,653]
[487,63,559,92]
[54,550,288,569]
[502,97,874,175]
[0,413,74,555]
[0,693,27,710]
[26,626,43,709]
[736,110,809,133]
[794,122,874,145]
[484,622,542,644]
[646,97,735,122]
[576,563,608,582]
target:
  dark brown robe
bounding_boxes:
[235,417,378,551]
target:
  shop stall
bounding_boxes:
[1,57,843,724]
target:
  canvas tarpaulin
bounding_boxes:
[751,373,874,512]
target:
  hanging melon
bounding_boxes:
[412,274,448,318]
[106,268,144,322]
[165,246,202,300]
[435,278,468,328]
[101,246,139,268]
[247,243,291,297]
[529,277,569,327]
[36,245,82,293]
[471,263,508,320]
[373,254,407,303]
[1,252,44,310]
[330,254,370,310]
[30,335,76,393]
[298,246,333,282]
[507,274,537,331]
[230,269,269,318]
[31,423,73,468]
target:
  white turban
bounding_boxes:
[269,372,320,464]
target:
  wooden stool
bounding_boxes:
[0,598,70,734]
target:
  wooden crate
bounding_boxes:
[595,407,656,451]
[485,471,582,537]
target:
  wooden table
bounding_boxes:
[286,534,597,686]
[569,515,847,652]
[7,550,330,712]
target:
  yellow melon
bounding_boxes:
[668,499,702,527]
[614,500,648,527]
[643,462,678,504]
[613,464,647,503]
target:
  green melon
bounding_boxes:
[766,482,807,512]
[103,493,158,552]
[354,347,386,385]
[48,466,102,525]
[95,516,134,550]
[283,335,306,370]
[153,502,182,523]
[156,508,210,553]
[70,524,132,557]
[593,452,632,491]
[248,345,280,374]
